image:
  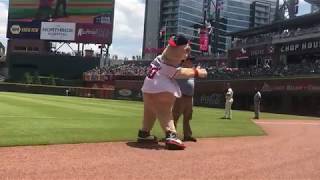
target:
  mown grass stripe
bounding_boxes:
[0,92,318,147]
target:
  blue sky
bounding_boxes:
[0,0,312,58]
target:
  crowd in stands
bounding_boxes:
[83,58,320,81]
[232,24,320,48]
[207,60,320,80]
[232,34,273,47]
[83,61,149,81]
[273,25,320,40]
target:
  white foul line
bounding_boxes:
[255,121,320,126]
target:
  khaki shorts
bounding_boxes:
[172,95,193,121]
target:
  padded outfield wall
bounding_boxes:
[113,78,320,117]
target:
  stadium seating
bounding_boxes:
[83,58,320,81]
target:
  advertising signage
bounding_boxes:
[230,45,274,60]
[75,23,112,44]
[7,0,114,43]
[7,21,41,39]
[199,28,209,52]
[94,14,113,25]
[40,22,76,41]
[280,39,320,53]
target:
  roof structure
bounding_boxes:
[305,0,320,8]
[228,12,320,38]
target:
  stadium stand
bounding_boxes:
[83,58,320,81]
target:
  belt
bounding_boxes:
[182,94,193,97]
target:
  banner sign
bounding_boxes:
[75,23,113,44]
[230,45,274,60]
[40,22,76,41]
[114,88,143,101]
[94,14,113,25]
[7,21,41,39]
[7,0,114,43]
[280,39,320,53]
[199,28,209,51]
[261,82,320,92]
[194,93,224,108]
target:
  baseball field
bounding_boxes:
[1,91,320,179]
[0,91,317,147]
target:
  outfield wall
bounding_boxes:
[113,78,320,117]
[0,83,114,99]
[1,77,319,116]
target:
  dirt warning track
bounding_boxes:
[1,120,320,180]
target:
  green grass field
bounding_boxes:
[0,92,318,147]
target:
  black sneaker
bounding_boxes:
[159,137,166,142]
[137,130,158,144]
[165,131,185,150]
[183,136,197,142]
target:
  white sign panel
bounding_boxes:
[40,22,76,41]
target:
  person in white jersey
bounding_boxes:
[137,35,207,150]
[254,90,262,119]
[223,88,234,119]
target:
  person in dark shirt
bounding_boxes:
[172,56,197,142]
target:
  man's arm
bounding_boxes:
[174,66,207,79]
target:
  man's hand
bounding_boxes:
[195,66,207,78]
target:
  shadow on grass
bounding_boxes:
[126,142,165,150]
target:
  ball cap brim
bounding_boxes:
[168,34,190,47]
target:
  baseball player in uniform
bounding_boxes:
[224,88,233,119]
[137,35,207,150]
[254,91,261,119]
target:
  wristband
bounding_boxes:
[193,68,199,78]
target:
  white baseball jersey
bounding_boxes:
[226,88,234,103]
[141,55,182,97]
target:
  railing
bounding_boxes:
[231,26,320,48]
